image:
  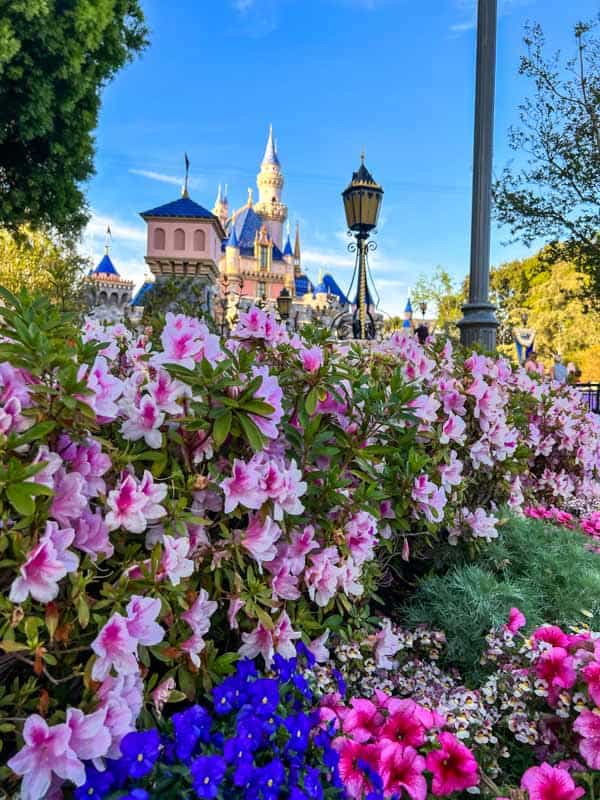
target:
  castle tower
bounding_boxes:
[85,227,134,322]
[212,183,229,228]
[225,215,241,283]
[282,222,293,266]
[255,125,287,250]
[403,297,413,329]
[293,221,301,278]
[140,156,226,314]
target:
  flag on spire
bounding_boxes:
[182,152,190,198]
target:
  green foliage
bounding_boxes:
[411,266,465,337]
[493,18,600,308]
[0,0,148,236]
[404,514,600,680]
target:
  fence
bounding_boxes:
[576,383,600,414]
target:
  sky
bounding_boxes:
[82,0,599,317]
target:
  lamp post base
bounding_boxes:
[458,302,498,351]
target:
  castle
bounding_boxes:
[87,127,350,328]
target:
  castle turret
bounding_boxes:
[282,222,294,266]
[403,297,413,329]
[255,124,287,250]
[213,183,229,228]
[293,222,301,278]
[225,215,241,280]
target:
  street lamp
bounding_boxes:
[419,301,427,320]
[277,287,292,322]
[340,154,383,339]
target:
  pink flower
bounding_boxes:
[532,625,570,648]
[409,394,440,424]
[272,610,301,660]
[308,630,330,663]
[221,459,266,514]
[439,451,463,488]
[153,313,221,369]
[152,677,176,714]
[336,739,382,799]
[535,647,577,698]
[50,470,87,525]
[381,700,426,748]
[7,715,85,800]
[66,707,111,761]
[96,673,143,758]
[411,475,446,524]
[507,607,526,634]
[521,763,585,800]
[464,507,498,541]
[121,395,165,449]
[73,510,114,561]
[80,356,124,421]
[239,621,275,666]
[227,596,245,630]
[57,436,111,498]
[91,613,139,680]
[251,366,284,439]
[147,369,190,414]
[125,596,164,646]
[379,742,427,800]
[9,537,67,604]
[105,474,148,533]
[241,514,281,568]
[287,525,319,574]
[138,470,168,521]
[425,732,479,795]
[300,346,323,373]
[305,546,341,606]
[573,710,600,770]
[344,512,378,566]
[181,589,218,664]
[582,660,600,706]
[440,413,466,445]
[159,535,194,586]
[375,619,402,670]
[343,698,384,743]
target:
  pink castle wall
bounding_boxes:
[146,220,221,263]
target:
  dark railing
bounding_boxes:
[576,383,600,414]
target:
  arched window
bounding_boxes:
[99,291,107,304]
[259,246,269,269]
[110,292,119,305]
[193,229,206,251]
[174,228,186,250]
[122,293,130,305]
[153,227,166,250]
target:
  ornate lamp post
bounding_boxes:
[277,287,292,321]
[340,155,384,340]
[458,0,499,350]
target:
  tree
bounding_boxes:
[412,266,465,336]
[0,227,88,310]
[493,18,600,307]
[0,1,148,237]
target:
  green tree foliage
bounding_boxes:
[0,1,148,236]
[493,18,600,307]
[0,227,88,310]
[412,266,465,336]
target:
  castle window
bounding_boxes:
[258,281,266,299]
[153,227,166,250]
[259,246,269,269]
[174,228,186,250]
[121,293,130,305]
[110,292,119,305]
[193,229,206,251]
[99,291,107,304]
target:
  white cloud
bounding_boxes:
[129,169,206,191]
[84,212,146,245]
[303,247,354,270]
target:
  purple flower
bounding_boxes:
[74,765,114,800]
[213,675,245,715]
[119,729,161,778]
[303,767,324,800]
[122,791,149,800]
[284,713,312,754]
[257,759,286,800]
[249,678,280,715]
[190,754,226,799]
[172,705,212,761]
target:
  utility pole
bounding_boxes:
[458,0,499,350]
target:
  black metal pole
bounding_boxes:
[458,0,499,349]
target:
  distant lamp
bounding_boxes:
[277,287,292,321]
[419,301,428,319]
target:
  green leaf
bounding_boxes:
[0,640,29,653]
[213,410,233,448]
[239,399,275,417]
[6,484,35,516]
[305,387,319,416]
[236,412,265,452]
[178,666,197,700]
[11,421,56,447]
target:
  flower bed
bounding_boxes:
[1,289,599,797]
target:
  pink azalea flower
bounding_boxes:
[268,559,301,600]
[375,619,402,670]
[241,514,282,568]
[520,763,585,800]
[308,630,330,663]
[268,458,307,520]
[439,450,463,488]
[379,742,427,800]
[57,436,111,498]
[300,346,324,373]
[273,610,301,660]
[507,607,526,634]
[181,589,218,664]
[305,546,342,606]
[573,710,600,770]
[251,366,284,439]
[138,470,168,520]
[147,369,190,414]
[125,596,164,646]
[105,474,148,533]
[96,673,143,758]
[463,507,498,541]
[159,535,194,585]
[73,509,114,561]
[227,596,245,630]
[338,558,364,598]
[7,715,85,800]
[425,732,479,795]
[66,707,111,761]
[411,475,446,524]
[287,526,319,574]
[153,313,221,369]
[409,394,440,425]
[239,621,275,666]
[152,677,176,715]
[440,412,466,445]
[121,395,165,449]
[50,470,87,526]
[221,459,266,514]
[80,356,124,421]
[91,613,139,680]
[42,521,79,574]
[9,537,67,604]
[344,512,378,566]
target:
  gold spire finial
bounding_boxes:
[182,152,190,198]
[247,187,253,207]
[104,225,111,256]
[360,150,365,164]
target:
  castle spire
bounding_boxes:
[182,153,190,198]
[262,124,280,167]
[215,183,222,206]
[104,225,111,255]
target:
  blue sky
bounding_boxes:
[83,0,599,316]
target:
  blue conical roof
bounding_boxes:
[405,298,413,313]
[283,234,293,257]
[227,221,239,248]
[141,196,214,219]
[131,280,154,306]
[314,273,349,305]
[262,125,280,167]
[93,254,120,276]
